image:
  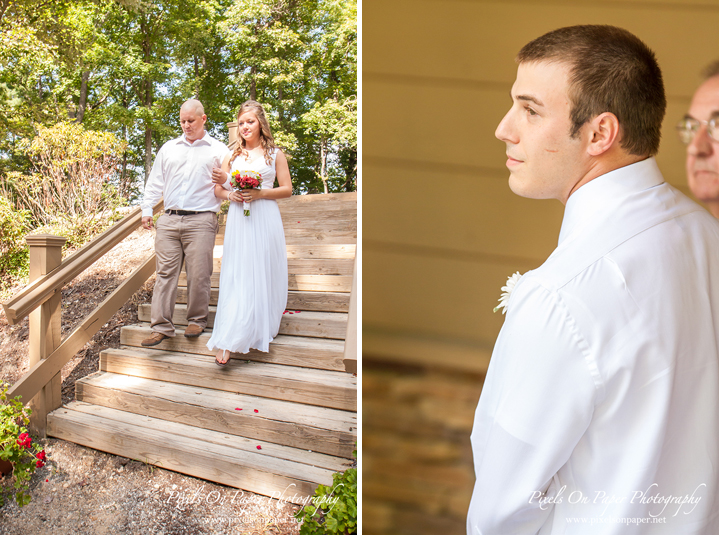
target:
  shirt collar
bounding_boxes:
[178,131,211,146]
[558,157,665,246]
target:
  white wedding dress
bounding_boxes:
[206,149,288,353]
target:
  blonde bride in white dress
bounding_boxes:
[208,100,292,365]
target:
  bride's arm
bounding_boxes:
[253,150,292,200]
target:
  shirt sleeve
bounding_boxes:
[221,145,233,191]
[467,278,598,534]
[140,146,166,218]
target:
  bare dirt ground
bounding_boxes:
[0,229,302,534]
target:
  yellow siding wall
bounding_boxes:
[363,1,719,533]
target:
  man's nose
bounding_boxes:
[495,109,516,144]
[688,125,714,157]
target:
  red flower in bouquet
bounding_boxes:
[230,170,262,216]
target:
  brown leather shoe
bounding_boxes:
[184,324,204,338]
[141,332,169,347]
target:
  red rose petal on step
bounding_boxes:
[295,311,301,313]
[289,312,293,314]
[256,445,262,450]
[254,409,259,413]
[235,408,242,411]
[283,310,288,314]
[45,479,49,482]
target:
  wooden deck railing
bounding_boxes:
[343,255,358,374]
[1,201,163,435]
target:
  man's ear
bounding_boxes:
[586,112,620,156]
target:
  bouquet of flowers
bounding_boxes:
[230,170,262,216]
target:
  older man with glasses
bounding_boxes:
[678,62,719,218]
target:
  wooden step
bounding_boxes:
[184,256,354,276]
[176,288,350,313]
[137,305,347,340]
[178,271,352,292]
[73,372,357,457]
[286,244,356,259]
[217,219,357,244]
[120,324,347,371]
[100,347,356,411]
[47,401,349,503]
[216,228,356,245]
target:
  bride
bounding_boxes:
[207,100,292,365]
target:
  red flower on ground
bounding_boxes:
[254,409,259,413]
[37,450,46,461]
[16,432,31,448]
[36,460,44,468]
[256,445,262,450]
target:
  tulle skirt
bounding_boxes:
[206,197,288,353]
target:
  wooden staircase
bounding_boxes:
[45,193,357,503]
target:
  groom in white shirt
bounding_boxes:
[468,26,719,534]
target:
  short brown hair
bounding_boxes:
[517,25,665,157]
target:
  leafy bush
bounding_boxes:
[0,195,30,291]
[295,452,357,535]
[5,121,127,245]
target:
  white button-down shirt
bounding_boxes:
[140,132,230,217]
[468,158,719,534]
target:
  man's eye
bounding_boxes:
[525,106,537,116]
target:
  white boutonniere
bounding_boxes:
[493,271,523,314]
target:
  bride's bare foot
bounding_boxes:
[215,349,231,366]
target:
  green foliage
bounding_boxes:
[0,195,30,289]
[6,121,127,246]
[0,383,48,509]
[0,0,357,195]
[295,452,357,535]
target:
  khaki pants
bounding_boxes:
[151,211,218,336]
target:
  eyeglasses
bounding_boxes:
[676,116,719,144]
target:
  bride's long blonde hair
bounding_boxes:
[231,100,278,166]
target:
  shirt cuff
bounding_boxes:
[142,208,154,218]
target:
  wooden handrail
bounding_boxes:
[343,250,358,374]
[8,254,157,403]
[2,201,163,325]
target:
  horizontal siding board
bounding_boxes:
[364,249,538,344]
[364,163,563,259]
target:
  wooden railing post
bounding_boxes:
[26,234,67,437]
[343,255,357,374]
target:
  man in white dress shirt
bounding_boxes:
[468,26,719,534]
[680,61,719,218]
[139,99,229,346]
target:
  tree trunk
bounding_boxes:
[141,17,153,184]
[144,122,152,184]
[76,70,90,123]
[194,56,199,98]
[320,137,328,194]
[343,150,357,192]
[250,65,257,101]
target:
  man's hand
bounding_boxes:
[142,216,154,230]
[212,167,228,185]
